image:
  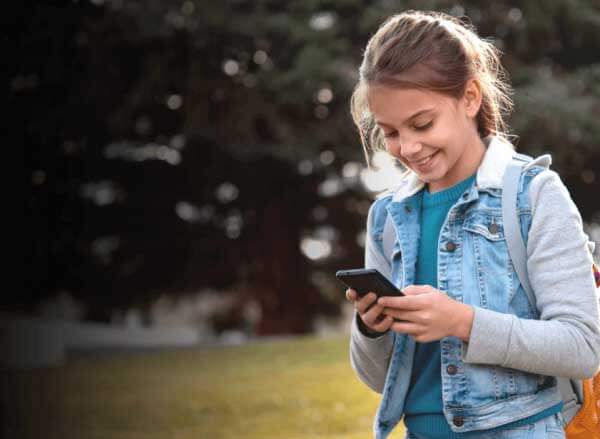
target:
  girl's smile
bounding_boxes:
[411,150,439,172]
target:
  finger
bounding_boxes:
[345,289,356,302]
[370,314,394,332]
[361,300,386,327]
[390,320,422,336]
[356,292,378,314]
[381,308,420,322]
[402,285,434,296]
[377,295,421,310]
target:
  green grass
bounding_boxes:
[2,334,406,439]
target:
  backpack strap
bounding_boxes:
[502,154,537,309]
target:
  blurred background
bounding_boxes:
[13,0,600,352]
[7,1,600,438]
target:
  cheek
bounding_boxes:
[429,125,463,157]
[384,140,403,160]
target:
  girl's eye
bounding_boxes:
[383,131,397,139]
[414,121,433,131]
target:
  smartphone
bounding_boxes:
[336,268,404,298]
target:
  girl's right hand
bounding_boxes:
[345,289,395,335]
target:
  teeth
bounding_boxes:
[416,155,432,165]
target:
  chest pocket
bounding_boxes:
[462,210,517,313]
[463,210,505,241]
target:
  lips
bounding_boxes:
[411,151,437,166]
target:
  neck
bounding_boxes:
[428,134,486,193]
[462,134,486,176]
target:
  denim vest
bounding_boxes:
[367,137,563,438]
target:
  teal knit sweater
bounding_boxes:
[402,173,561,438]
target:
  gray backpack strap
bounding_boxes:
[502,158,536,309]
[502,155,583,423]
[382,214,396,264]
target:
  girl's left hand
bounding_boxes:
[377,285,474,343]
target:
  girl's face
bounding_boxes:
[367,81,485,192]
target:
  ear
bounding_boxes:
[463,78,482,119]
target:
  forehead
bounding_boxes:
[367,85,457,124]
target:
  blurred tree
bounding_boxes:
[19,0,599,331]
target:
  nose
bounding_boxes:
[399,138,423,160]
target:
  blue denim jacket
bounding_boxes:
[365,137,568,438]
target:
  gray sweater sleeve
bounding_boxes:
[463,169,600,379]
[349,202,395,394]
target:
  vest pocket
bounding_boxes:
[462,210,512,312]
[463,210,505,241]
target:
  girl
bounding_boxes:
[345,10,600,439]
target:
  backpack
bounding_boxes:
[380,153,600,437]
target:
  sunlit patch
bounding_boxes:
[342,162,361,179]
[175,201,202,223]
[215,182,239,203]
[104,141,181,165]
[313,225,338,241]
[170,134,186,150]
[309,11,336,31]
[297,160,314,175]
[80,180,125,206]
[253,50,268,65]
[224,210,243,239]
[507,7,523,23]
[300,238,332,261]
[319,150,335,166]
[318,175,344,197]
[223,59,239,76]
[356,230,366,248]
[166,94,182,110]
[360,151,404,192]
[317,87,333,104]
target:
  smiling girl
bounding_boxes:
[345,10,600,439]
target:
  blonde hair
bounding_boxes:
[350,10,514,167]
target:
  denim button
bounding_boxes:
[405,205,412,213]
[445,242,457,252]
[446,364,458,375]
[462,192,469,199]
[453,416,464,427]
[488,223,499,234]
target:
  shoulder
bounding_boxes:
[525,167,585,238]
[526,168,573,211]
[513,153,556,209]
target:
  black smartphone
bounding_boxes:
[336,268,404,298]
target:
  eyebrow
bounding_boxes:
[375,108,435,127]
